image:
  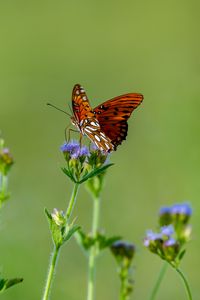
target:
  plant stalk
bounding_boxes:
[175,267,192,300]
[149,262,168,300]
[65,183,80,220]
[42,183,80,300]
[87,196,100,300]
[42,246,60,300]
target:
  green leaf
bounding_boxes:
[63,224,81,243]
[97,233,122,250]
[178,249,186,261]
[45,208,63,247]
[44,208,52,221]
[0,277,23,293]
[75,230,121,253]
[0,278,6,292]
[99,235,122,250]
[62,168,76,183]
[75,230,95,252]
[78,163,114,184]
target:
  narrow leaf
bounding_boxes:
[44,208,52,221]
[0,277,23,293]
[78,163,114,183]
[61,168,77,183]
[178,249,186,261]
[64,224,81,243]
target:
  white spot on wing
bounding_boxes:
[101,135,108,142]
[95,135,101,142]
[100,132,106,138]
[79,120,83,126]
[84,128,92,134]
[82,96,87,101]
[86,126,98,131]
[90,121,99,126]
[105,143,110,150]
[76,90,79,95]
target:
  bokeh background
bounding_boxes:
[0,0,200,299]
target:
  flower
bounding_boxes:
[60,141,89,159]
[111,240,135,263]
[161,225,174,237]
[164,237,177,247]
[171,203,192,216]
[110,240,135,298]
[61,139,113,185]
[159,203,192,226]
[144,226,180,261]
[145,202,192,264]
[0,143,14,175]
[51,208,66,227]
[144,230,163,252]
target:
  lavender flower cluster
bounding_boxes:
[144,203,192,264]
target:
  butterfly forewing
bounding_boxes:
[72,84,95,122]
[72,84,114,152]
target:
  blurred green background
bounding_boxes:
[0,0,200,299]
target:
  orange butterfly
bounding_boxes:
[70,84,143,152]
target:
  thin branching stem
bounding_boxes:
[65,183,80,220]
[42,246,60,300]
[149,261,168,300]
[0,174,7,198]
[42,183,80,300]
[119,267,129,300]
[87,196,100,300]
[173,266,192,300]
[150,260,192,300]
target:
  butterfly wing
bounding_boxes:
[72,84,95,122]
[93,93,143,149]
[71,84,114,152]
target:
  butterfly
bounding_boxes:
[69,84,143,152]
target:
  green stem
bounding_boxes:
[119,267,128,300]
[0,174,8,203]
[149,262,168,300]
[42,246,60,300]
[42,183,80,300]
[65,183,80,219]
[87,196,100,300]
[1,175,7,195]
[175,267,193,300]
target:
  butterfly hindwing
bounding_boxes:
[81,118,114,152]
[93,93,143,149]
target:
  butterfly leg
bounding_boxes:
[88,141,93,151]
[79,133,83,148]
[65,126,79,142]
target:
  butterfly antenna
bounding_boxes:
[47,103,71,117]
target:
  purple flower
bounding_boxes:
[144,230,163,247]
[161,225,174,237]
[171,203,192,216]
[79,146,90,157]
[60,141,89,159]
[164,238,177,247]
[111,240,135,260]
[146,230,162,240]
[159,206,171,216]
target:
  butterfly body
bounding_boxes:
[70,84,143,152]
